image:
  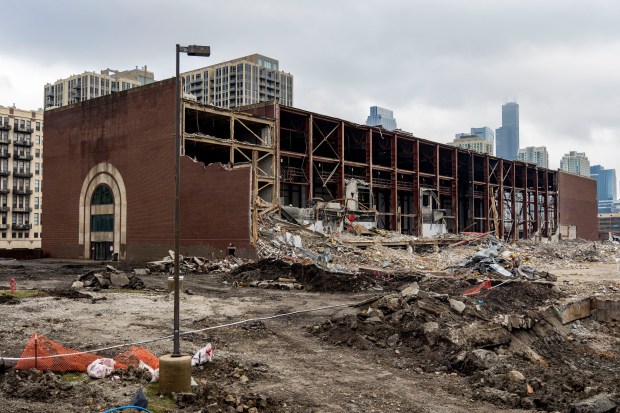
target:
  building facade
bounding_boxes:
[590,165,617,202]
[44,67,154,108]
[182,54,293,109]
[0,105,44,254]
[598,212,620,239]
[456,127,494,143]
[517,146,549,168]
[496,102,519,160]
[447,135,493,156]
[42,79,600,261]
[560,151,590,177]
[366,106,397,131]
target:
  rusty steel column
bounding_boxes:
[307,114,313,204]
[391,134,398,231]
[498,159,504,239]
[338,121,345,200]
[452,148,459,233]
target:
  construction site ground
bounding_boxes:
[0,240,619,413]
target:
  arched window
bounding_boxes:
[92,185,114,205]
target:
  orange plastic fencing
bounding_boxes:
[462,279,493,296]
[15,333,130,372]
[114,346,159,370]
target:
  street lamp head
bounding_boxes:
[182,45,211,57]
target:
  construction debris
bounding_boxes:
[147,251,248,274]
[74,267,145,290]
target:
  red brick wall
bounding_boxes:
[43,79,254,261]
[558,171,598,241]
[180,160,253,258]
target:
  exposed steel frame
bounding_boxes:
[241,103,559,241]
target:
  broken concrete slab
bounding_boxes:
[449,299,466,314]
[554,298,592,324]
[400,282,420,300]
[571,393,618,413]
[110,273,130,287]
[593,298,620,323]
[133,268,150,276]
[71,281,84,289]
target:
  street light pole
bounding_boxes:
[173,44,210,356]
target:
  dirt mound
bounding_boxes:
[0,295,17,305]
[45,289,92,299]
[308,278,619,412]
[0,358,282,412]
[227,259,378,292]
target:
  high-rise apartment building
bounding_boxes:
[456,127,494,142]
[517,146,549,168]
[590,165,617,204]
[0,105,44,252]
[447,134,493,156]
[495,102,519,160]
[182,54,293,109]
[44,67,154,108]
[560,151,590,177]
[366,106,397,131]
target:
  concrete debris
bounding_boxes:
[571,393,618,413]
[146,254,250,274]
[75,267,145,290]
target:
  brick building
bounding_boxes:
[43,79,273,261]
[42,79,598,261]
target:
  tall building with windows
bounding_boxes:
[447,134,493,156]
[495,102,519,160]
[590,165,617,214]
[182,54,293,109]
[517,146,549,168]
[456,127,494,143]
[366,106,397,131]
[0,105,44,253]
[560,151,590,177]
[44,67,154,108]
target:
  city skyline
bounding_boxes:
[1,1,619,176]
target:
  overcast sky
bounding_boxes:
[1,0,619,186]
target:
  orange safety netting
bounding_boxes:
[114,346,159,370]
[462,279,493,296]
[15,333,131,372]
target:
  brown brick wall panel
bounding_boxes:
[43,79,254,260]
[43,80,177,259]
[558,172,598,241]
[180,159,253,257]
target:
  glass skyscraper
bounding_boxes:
[495,102,519,160]
[590,165,617,202]
[366,106,397,131]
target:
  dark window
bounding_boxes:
[92,185,114,205]
[91,214,114,232]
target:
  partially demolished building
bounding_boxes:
[42,79,597,261]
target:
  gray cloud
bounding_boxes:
[2,0,620,181]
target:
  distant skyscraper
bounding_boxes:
[495,102,519,160]
[590,165,617,201]
[455,127,494,142]
[517,146,549,168]
[366,106,397,131]
[560,151,590,177]
[470,127,494,142]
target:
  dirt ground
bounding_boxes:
[0,244,619,413]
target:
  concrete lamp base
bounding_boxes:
[158,354,192,395]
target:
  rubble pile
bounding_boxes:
[309,278,620,412]
[146,250,250,274]
[226,259,380,293]
[72,266,145,290]
[256,213,476,274]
